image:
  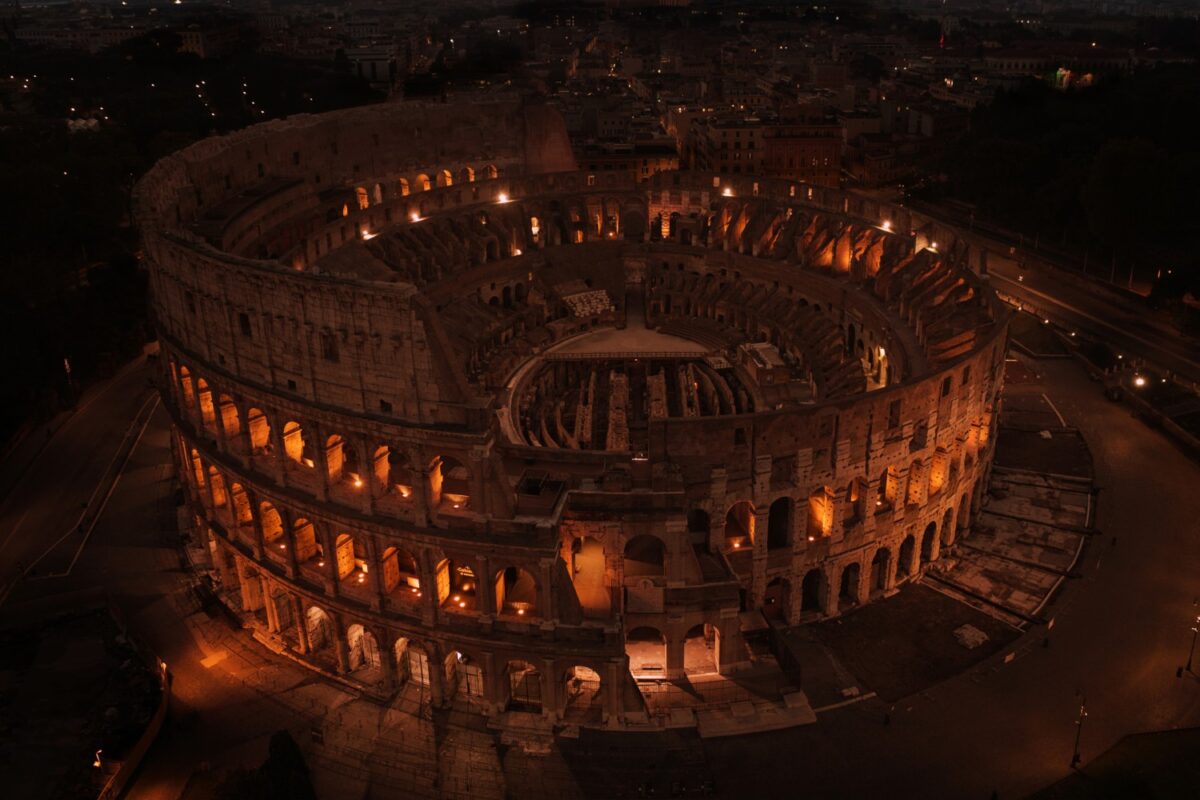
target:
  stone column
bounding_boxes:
[665,629,685,680]
[261,577,279,632]
[310,421,331,502]
[330,612,350,674]
[820,566,837,616]
[268,412,287,488]
[379,627,398,692]
[482,651,501,715]
[355,434,375,515]
[750,507,769,609]
[477,555,494,617]
[538,558,555,621]
[366,535,384,611]
[292,594,310,655]
[543,657,561,720]
[247,488,266,559]
[281,509,299,578]
[318,523,339,597]
[604,660,624,724]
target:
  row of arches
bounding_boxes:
[169,359,479,521]
[217,549,609,721]
[705,457,976,553]
[184,440,544,622]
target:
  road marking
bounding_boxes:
[0,362,152,555]
[992,272,1200,375]
[1042,393,1067,427]
[22,394,160,579]
[813,691,877,714]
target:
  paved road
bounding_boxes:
[0,358,157,604]
[987,259,1200,383]
[2,354,1198,799]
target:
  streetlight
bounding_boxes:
[1070,695,1087,768]
[1177,614,1200,678]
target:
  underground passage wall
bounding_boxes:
[135,98,1009,724]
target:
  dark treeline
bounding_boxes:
[922,64,1200,307]
[0,31,381,445]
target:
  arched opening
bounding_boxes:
[355,186,370,210]
[445,650,484,701]
[282,421,309,466]
[626,626,667,677]
[484,164,498,180]
[801,568,823,613]
[870,548,891,594]
[437,169,453,187]
[839,562,862,608]
[293,518,320,564]
[374,446,414,502]
[562,665,603,723]
[494,566,538,617]
[897,535,915,579]
[207,466,227,508]
[876,466,898,512]
[196,379,216,432]
[416,173,431,192]
[920,522,937,564]
[218,395,240,439]
[570,537,609,618]
[806,487,832,541]
[305,606,332,651]
[507,660,543,711]
[397,177,410,196]
[460,166,476,183]
[845,477,867,525]
[434,557,477,611]
[346,623,381,671]
[247,408,270,452]
[430,455,470,509]
[394,638,430,687]
[228,482,252,527]
[684,623,718,674]
[767,497,792,550]
[381,545,421,599]
[941,507,955,548]
[260,502,284,548]
[764,577,791,622]
[373,183,383,204]
[724,500,755,549]
[335,533,362,581]
[623,535,666,578]
[906,460,926,506]
[325,434,360,486]
[178,366,196,410]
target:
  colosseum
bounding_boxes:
[135,98,1008,730]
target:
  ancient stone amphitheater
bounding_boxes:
[135,98,1008,730]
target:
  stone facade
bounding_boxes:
[136,99,1008,727]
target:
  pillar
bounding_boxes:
[750,507,769,609]
[665,631,685,680]
[261,576,279,631]
[477,555,494,616]
[330,612,350,674]
[292,594,310,654]
[366,535,384,611]
[318,524,339,597]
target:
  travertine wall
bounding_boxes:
[138,101,1008,723]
